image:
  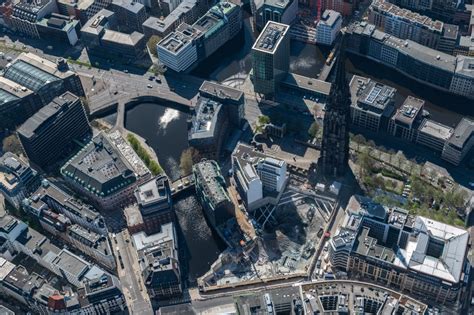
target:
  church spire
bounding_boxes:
[317,33,351,178]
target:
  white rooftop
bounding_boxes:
[396,216,469,283]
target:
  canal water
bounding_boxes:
[113,9,472,286]
[124,103,189,181]
[124,104,225,284]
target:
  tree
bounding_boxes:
[352,134,366,144]
[308,122,320,139]
[258,115,271,125]
[357,150,372,177]
[2,134,23,156]
[147,35,162,57]
[179,147,201,176]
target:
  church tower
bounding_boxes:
[318,35,351,178]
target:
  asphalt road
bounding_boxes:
[113,230,153,314]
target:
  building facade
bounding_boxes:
[251,21,290,98]
[317,10,342,46]
[61,132,151,211]
[132,223,182,298]
[0,152,39,209]
[193,160,234,228]
[231,143,287,210]
[157,1,242,73]
[441,118,474,165]
[346,22,474,100]
[349,75,396,132]
[330,197,470,305]
[17,92,91,169]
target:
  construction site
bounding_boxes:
[198,182,336,291]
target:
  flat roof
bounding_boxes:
[158,26,197,54]
[135,175,170,207]
[392,96,424,126]
[349,75,396,112]
[418,119,453,141]
[61,132,138,197]
[454,55,474,77]
[349,22,457,73]
[252,21,289,54]
[111,0,144,13]
[282,73,332,96]
[199,81,244,102]
[18,92,79,138]
[189,97,222,140]
[52,249,90,279]
[193,160,230,208]
[142,0,198,33]
[101,30,144,46]
[447,118,474,149]
[132,222,176,252]
[370,0,443,33]
[319,9,341,27]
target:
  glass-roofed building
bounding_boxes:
[0,52,84,129]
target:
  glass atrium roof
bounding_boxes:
[3,60,59,92]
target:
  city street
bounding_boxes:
[113,230,153,314]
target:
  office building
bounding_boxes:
[316,10,342,45]
[441,118,474,165]
[189,97,229,159]
[450,56,474,98]
[61,132,150,211]
[157,1,242,72]
[318,35,350,178]
[193,160,234,228]
[455,35,474,57]
[24,179,107,235]
[369,0,459,54]
[329,200,469,305]
[255,0,298,30]
[0,76,42,129]
[231,143,287,210]
[387,96,425,141]
[346,22,474,100]
[36,13,80,45]
[17,92,91,169]
[387,0,459,23]
[110,0,147,33]
[127,175,174,235]
[416,119,453,152]
[78,272,126,314]
[198,80,245,127]
[251,21,290,97]
[157,23,200,72]
[9,0,57,38]
[0,52,85,126]
[0,152,40,209]
[132,223,182,298]
[349,75,396,132]
[142,0,206,39]
[81,9,146,58]
[280,73,332,102]
[56,0,112,24]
